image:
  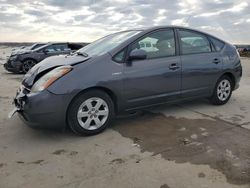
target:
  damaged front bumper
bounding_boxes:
[8,86,27,118]
[9,85,69,130]
[4,58,22,73]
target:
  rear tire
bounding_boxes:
[210,75,233,105]
[67,90,114,136]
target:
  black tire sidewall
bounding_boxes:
[211,75,233,105]
[67,90,114,136]
[22,59,36,73]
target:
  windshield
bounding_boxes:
[35,44,50,52]
[30,43,46,50]
[23,45,34,50]
[77,30,141,57]
[25,44,36,50]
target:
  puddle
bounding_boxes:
[113,111,250,185]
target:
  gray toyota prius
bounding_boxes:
[10,26,242,135]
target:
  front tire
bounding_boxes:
[22,59,36,73]
[210,75,233,105]
[67,90,114,136]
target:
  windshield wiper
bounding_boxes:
[76,51,88,57]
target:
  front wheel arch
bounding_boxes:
[68,87,119,115]
[66,89,115,135]
[22,58,37,64]
[65,87,119,130]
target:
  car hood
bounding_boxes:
[11,49,32,56]
[22,55,90,87]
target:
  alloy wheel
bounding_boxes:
[22,60,36,73]
[217,79,231,101]
[77,97,109,130]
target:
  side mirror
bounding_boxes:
[129,49,147,60]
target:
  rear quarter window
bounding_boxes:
[210,37,225,51]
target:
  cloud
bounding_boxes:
[196,1,249,17]
[0,0,249,44]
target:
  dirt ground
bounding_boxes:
[0,47,250,188]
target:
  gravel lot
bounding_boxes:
[0,47,250,188]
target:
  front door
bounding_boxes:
[123,29,181,109]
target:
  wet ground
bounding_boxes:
[0,48,250,188]
[114,111,250,185]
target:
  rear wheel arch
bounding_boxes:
[210,72,236,98]
[220,72,235,89]
[210,74,233,105]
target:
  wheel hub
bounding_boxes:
[217,79,231,101]
[77,97,109,130]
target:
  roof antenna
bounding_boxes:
[185,15,192,25]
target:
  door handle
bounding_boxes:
[212,58,220,64]
[169,63,180,70]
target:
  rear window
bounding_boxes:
[210,37,225,51]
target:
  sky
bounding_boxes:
[0,0,250,44]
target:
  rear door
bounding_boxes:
[177,29,223,98]
[123,29,181,109]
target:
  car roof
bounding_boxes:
[35,42,47,45]
[125,25,226,43]
[125,25,192,32]
[34,42,84,51]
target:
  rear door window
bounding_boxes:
[179,30,211,55]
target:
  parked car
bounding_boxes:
[11,43,46,54]
[9,26,242,135]
[4,42,83,73]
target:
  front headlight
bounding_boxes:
[31,66,72,93]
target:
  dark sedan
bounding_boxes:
[10,26,242,135]
[4,42,83,73]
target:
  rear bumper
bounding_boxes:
[233,64,242,91]
[14,86,72,130]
